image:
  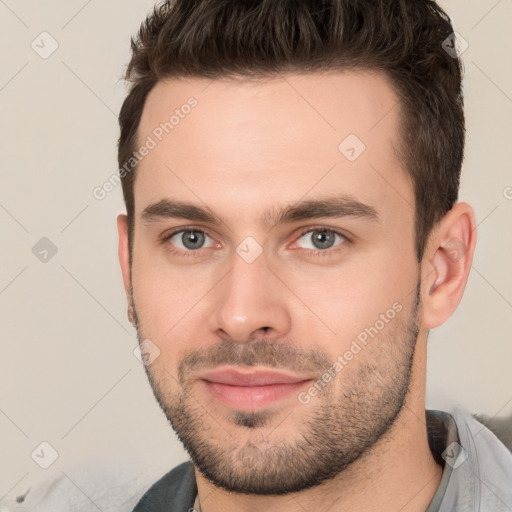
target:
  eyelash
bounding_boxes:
[161,227,216,259]
[295,226,351,257]
[160,226,352,259]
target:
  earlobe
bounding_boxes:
[421,202,477,329]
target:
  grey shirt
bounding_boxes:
[425,407,512,511]
[133,408,512,512]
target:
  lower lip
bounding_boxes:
[201,380,311,411]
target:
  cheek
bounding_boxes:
[131,253,214,345]
[291,250,415,348]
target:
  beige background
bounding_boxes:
[0,0,511,506]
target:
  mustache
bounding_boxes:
[177,339,332,384]
[130,293,331,379]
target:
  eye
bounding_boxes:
[294,228,347,251]
[165,229,217,251]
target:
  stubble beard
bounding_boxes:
[132,280,421,495]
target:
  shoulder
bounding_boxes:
[454,407,512,507]
[459,408,512,459]
[132,461,197,512]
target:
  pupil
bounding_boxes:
[313,230,334,249]
[183,231,205,250]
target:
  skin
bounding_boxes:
[117,71,477,512]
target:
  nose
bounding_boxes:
[208,251,292,343]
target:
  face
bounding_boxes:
[124,71,423,494]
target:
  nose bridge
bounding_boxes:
[209,250,291,342]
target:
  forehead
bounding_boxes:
[134,71,413,228]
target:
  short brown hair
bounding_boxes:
[118,0,464,262]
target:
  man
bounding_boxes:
[116,1,512,511]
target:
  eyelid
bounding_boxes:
[160,226,221,253]
[160,224,352,255]
[161,225,215,240]
[293,225,352,243]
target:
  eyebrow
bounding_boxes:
[140,194,380,230]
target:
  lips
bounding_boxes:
[199,367,311,386]
[196,366,312,411]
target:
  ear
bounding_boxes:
[117,214,135,326]
[421,202,477,329]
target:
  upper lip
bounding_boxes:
[197,366,312,386]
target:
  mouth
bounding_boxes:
[196,366,313,411]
